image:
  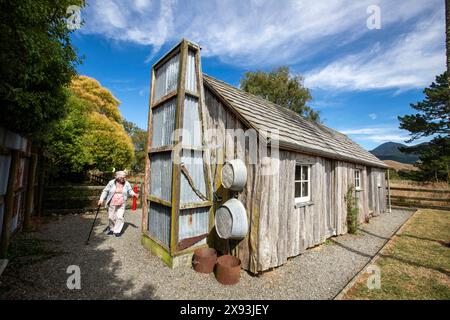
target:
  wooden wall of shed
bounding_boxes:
[368,168,387,216]
[204,87,387,274]
[204,87,259,272]
[356,166,370,223]
[256,157,374,271]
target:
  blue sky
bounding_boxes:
[71,0,446,150]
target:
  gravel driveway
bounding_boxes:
[0,209,413,299]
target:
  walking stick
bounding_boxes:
[85,205,101,245]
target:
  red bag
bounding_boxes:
[132,185,138,211]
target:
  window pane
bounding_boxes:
[302,182,308,197]
[302,166,309,180]
[295,165,301,181]
[355,170,360,188]
[295,182,301,198]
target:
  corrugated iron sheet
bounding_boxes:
[152,98,176,148]
[182,96,202,147]
[11,192,24,233]
[0,203,4,240]
[0,155,11,195]
[0,127,28,152]
[180,149,206,204]
[150,152,173,202]
[185,49,197,93]
[154,53,179,102]
[179,206,209,241]
[148,202,171,247]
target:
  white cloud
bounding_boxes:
[304,12,445,91]
[339,126,430,144]
[79,0,445,90]
[368,113,377,120]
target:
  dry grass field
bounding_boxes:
[344,209,450,300]
[383,160,418,172]
[389,180,450,209]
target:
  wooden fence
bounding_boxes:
[89,171,144,186]
[388,186,450,211]
[44,172,144,214]
[0,127,45,258]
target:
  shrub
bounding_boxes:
[345,185,359,234]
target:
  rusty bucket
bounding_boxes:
[193,248,217,274]
[215,255,241,285]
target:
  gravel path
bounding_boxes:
[0,209,413,299]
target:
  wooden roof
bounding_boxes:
[203,74,387,168]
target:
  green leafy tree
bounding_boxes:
[45,93,93,175]
[0,0,84,135]
[240,66,319,121]
[46,76,135,180]
[446,0,449,82]
[398,72,450,182]
[123,120,147,173]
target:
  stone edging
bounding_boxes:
[333,209,418,300]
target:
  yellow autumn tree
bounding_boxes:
[46,76,135,178]
[71,76,123,123]
[72,76,134,172]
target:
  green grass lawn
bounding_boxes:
[344,209,450,300]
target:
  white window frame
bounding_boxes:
[295,164,311,203]
[355,169,361,190]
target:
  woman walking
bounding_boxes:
[98,171,139,237]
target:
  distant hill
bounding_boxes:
[383,160,418,172]
[370,142,420,164]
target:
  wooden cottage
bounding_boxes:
[142,39,388,274]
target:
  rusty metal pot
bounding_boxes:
[215,255,241,285]
[193,248,217,274]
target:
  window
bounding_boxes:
[355,169,361,190]
[295,164,311,203]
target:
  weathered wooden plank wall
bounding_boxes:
[369,168,387,216]
[356,166,370,223]
[203,87,387,274]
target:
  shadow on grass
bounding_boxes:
[398,233,449,247]
[331,231,450,278]
[377,252,450,277]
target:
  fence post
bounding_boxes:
[0,150,20,258]
[24,153,38,230]
[387,169,391,213]
[36,154,46,218]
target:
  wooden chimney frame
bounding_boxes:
[142,39,213,267]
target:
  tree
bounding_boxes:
[0,0,84,135]
[123,120,147,173]
[411,137,450,182]
[240,66,319,121]
[46,76,135,180]
[398,72,450,182]
[446,0,449,83]
[44,92,93,176]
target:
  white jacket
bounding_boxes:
[99,179,137,207]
